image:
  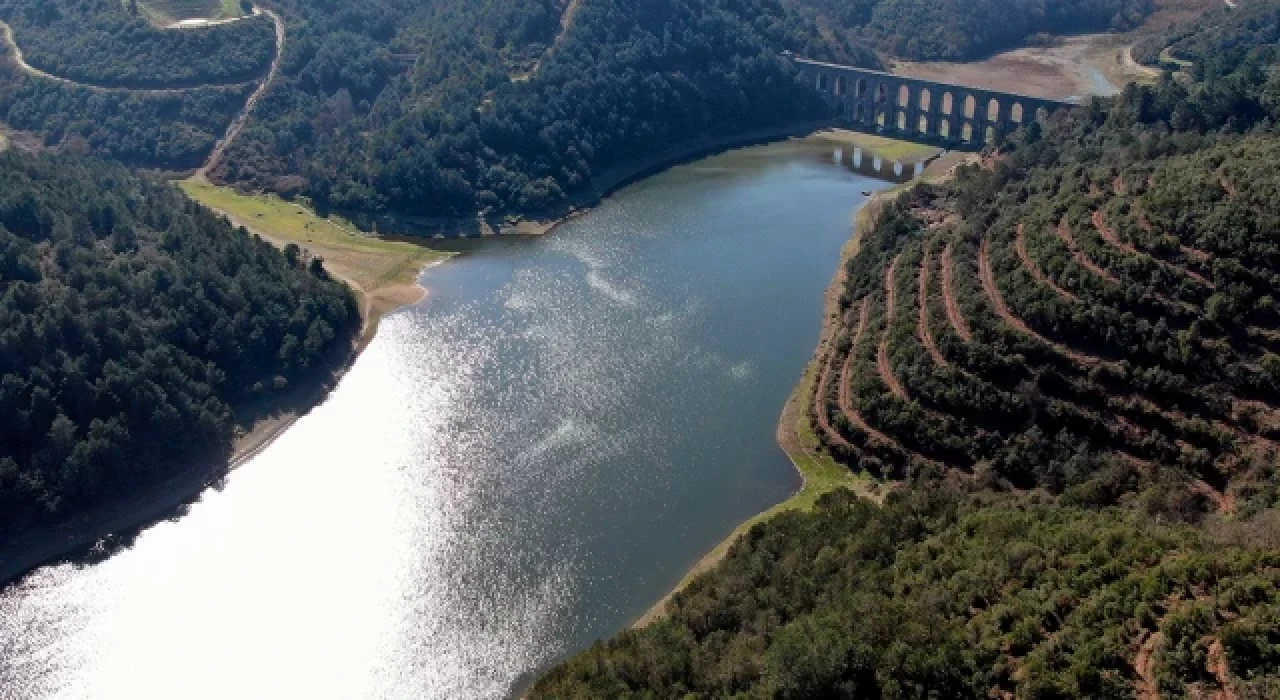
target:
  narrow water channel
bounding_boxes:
[0,137,900,699]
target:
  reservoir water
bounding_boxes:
[0,137,897,699]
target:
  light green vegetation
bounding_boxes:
[814,128,942,163]
[1159,46,1194,68]
[133,0,244,25]
[777,362,886,511]
[180,180,452,338]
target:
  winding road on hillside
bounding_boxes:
[519,0,584,79]
[197,8,284,177]
[0,20,194,93]
[0,6,284,175]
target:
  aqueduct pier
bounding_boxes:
[789,55,1076,146]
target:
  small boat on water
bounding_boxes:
[861,190,872,196]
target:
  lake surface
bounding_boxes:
[0,137,896,699]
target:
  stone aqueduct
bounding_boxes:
[788,55,1076,145]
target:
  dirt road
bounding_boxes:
[0,15,268,93]
[197,8,284,177]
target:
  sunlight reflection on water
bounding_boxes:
[0,137,894,699]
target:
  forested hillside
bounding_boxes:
[216,0,862,217]
[534,7,1280,698]
[0,71,254,168]
[0,0,1153,217]
[0,0,262,169]
[0,151,359,532]
[1134,0,1280,71]
[0,0,275,88]
[798,0,1152,61]
[799,38,1280,516]
[534,489,1280,698]
[217,0,1152,215]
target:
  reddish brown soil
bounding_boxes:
[918,247,949,368]
[1119,451,1154,471]
[1016,224,1078,303]
[941,243,973,341]
[1093,209,1140,256]
[1206,637,1239,700]
[1097,210,1215,288]
[980,237,1103,367]
[1058,218,1121,284]
[1181,244,1213,266]
[1113,175,1128,196]
[838,299,894,446]
[814,346,857,452]
[879,254,910,400]
[1134,207,1217,272]
[1135,629,1162,700]
[1192,480,1238,515]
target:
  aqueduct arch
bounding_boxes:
[792,56,1072,146]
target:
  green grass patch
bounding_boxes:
[180,179,451,291]
[134,0,243,24]
[814,128,942,163]
[782,362,882,511]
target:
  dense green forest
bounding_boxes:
[0,6,255,170]
[0,70,253,168]
[0,151,359,532]
[799,0,1152,61]
[0,0,1155,217]
[216,0,862,216]
[1134,0,1280,72]
[534,6,1280,697]
[534,489,1280,698]
[217,0,1152,215]
[0,0,275,89]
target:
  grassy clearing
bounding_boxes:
[1159,46,1194,69]
[180,179,452,339]
[134,0,241,25]
[813,128,941,162]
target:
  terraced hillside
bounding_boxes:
[532,12,1280,698]
[813,111,1280,521]
[533,489,1280,698]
